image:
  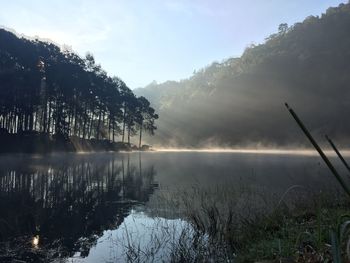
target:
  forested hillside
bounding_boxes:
[135,2,350,148]
[0,29,158,151]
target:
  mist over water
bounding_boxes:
[153,147,350,156]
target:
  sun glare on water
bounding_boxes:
[32,235,39,248]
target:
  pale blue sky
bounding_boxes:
[0,0,346,89]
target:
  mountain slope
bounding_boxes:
[135,2,350,148]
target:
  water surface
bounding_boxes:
[0,151,347,262]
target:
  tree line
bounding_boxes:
[0,29,158,147]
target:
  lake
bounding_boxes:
[0,151,348,262]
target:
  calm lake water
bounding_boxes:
[0,151,348,262]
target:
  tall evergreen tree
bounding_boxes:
[0,29,158,148]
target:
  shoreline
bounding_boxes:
[0,133,145,154]
[153,148,350,156]
[1,139,348,156]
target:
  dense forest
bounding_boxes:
[0,29,158,152]
[136,2,350,148]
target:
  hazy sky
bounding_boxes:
[0,0,346,89]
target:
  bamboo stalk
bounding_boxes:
[285,103,350,196]
[325,135,350,174]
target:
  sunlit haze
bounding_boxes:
[0,0,346,89]
[2,1,350,261]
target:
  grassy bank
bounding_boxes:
[141,185,349,262]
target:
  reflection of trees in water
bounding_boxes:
[0,153,157,258]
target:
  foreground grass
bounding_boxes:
[234,204,342,262]
[144,186,350,262]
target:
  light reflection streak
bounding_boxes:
[153,148,350,156]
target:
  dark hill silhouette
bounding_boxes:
[135,2,350,148]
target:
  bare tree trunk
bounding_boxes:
[29,108,34,131]
[73,106,78,136]
[112,121,115,142]
[97,108,102,140]
[108,115,111,141]
[138,122,143,149]
[127,123,130,144]
[47,101,52,134]
[122,104,126,142]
